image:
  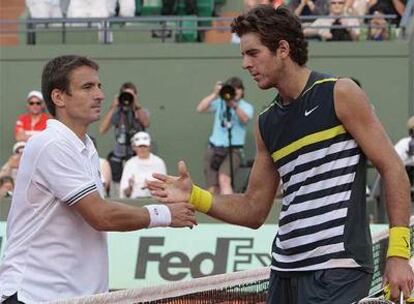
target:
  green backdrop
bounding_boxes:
[0,40,413,186]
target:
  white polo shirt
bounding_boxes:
[119,154,167,198]
[395,136,413,165]
[0,119,108,303]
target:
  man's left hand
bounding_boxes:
[227,100,237,109]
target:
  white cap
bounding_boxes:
[407,116,414,130]
[12,141,26,154]
[26,90,43,101]
[131,131,151,147]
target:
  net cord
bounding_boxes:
[53,267,270,304]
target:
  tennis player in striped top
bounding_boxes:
[147,5,414,304]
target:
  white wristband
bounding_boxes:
[144,204,171,228]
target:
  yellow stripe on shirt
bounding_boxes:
[301,78,337,97]
[272,125,347,162]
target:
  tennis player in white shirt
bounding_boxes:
[0,55,196,304]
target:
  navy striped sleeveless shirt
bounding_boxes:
[259,71,373,273]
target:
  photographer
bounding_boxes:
[395,116,414,165]
[395,116,414,192]
[196,77,254,195]
[99,82,150,197]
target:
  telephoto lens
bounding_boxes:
[118,91,134,106]
[219,85,236,102]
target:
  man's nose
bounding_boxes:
[96,88,105,101]
[242,56,251,70]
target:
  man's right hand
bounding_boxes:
[147,161,193,204]
[110,95,119,110]
[168,202,197,228]
[213,81,223,97]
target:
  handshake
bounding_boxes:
[145,161,212,229]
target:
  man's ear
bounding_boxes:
[51,88,65,108]
[277,40,291,59]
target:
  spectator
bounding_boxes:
[368,0,406,25]
[244,0,278,11]
[0,176,14,198]
[67,0,113,43]
[395,116,414,166]
[395,116,414,197]
[289,0,329,19]
[0,142,25,180]
[90,136,112,197]
[367,10,390,40]
[304,0,360,41]
[25,0,63,44]
[26,0,63,18]
[344,0,369,16]
[107,0,136,17]
[161,0,197,15]
[67,0,110,18]
[100,82,150,198]
[120,132,167,198]
[15,90,49,142]
[196,77,254,195]
[244,0,261,11]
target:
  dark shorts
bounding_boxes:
[267,268,372,304]
[203,145,241,188]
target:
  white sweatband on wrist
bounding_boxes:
[144,204,171,228]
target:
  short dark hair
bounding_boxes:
[41,55,99,116]
[231,5,308,66]
[225,76,244,90]
[120,82,137,95]
[225,76,245,98]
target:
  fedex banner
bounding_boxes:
[106,224,276,289]
[0,222,277,289]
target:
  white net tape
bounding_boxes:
[52,267,270,304]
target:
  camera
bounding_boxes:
[118,91,134,107]
[219,84,236,102]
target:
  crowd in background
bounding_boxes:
[0,84,168,200]
[24,0,408,42]
[2,81,413,200]
[0,91,48,198]
[1,82,409,200]
[0,72,256,199]
[246,0,405,41]
[1,72,257,199]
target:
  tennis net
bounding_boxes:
[54,216,414,304]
